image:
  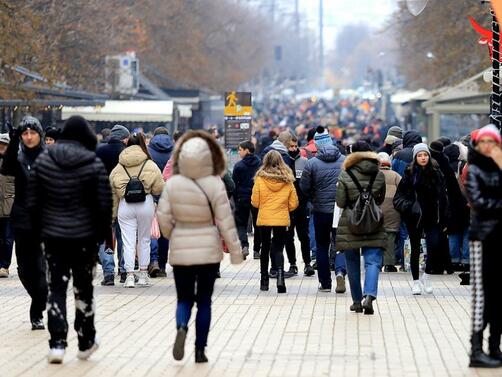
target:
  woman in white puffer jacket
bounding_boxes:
[156,130,242,364]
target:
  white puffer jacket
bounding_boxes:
[157,137,242,266]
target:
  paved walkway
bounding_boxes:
[0,248,499,377]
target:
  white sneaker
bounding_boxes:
[137,271,150,287]
[421,273,433,294]
[77,338,99,360]
[47,347,65,364]
[0,268,9,278]
[124,274,135,288]
[412,280,422,295]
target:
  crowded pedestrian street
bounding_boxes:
[0,243,496,377]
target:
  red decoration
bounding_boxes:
[469,16,493,59]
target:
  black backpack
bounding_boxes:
[122,161,148,203]
[345,169,383,235]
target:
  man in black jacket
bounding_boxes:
[27,115,112,363]
[96,124,130,284]
[1,116,48,330]
[232,141,261,260]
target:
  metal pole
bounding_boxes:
[319,0,324,87]
[491,8,502,129]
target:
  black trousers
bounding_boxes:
[482,232,502,338]
[285,208,311,266]
[234,201,261,251]
[260,226,286,275]
[14,229,48,321]
[44,238,98,350]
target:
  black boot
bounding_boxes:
[469,331,502,368]
[350,302,363,313]
[276,268,286,294]
[489,331,502,362]
[195,347,208,363]
[173,327,187,361]
[362,295,375,315]
[260,274,269,291]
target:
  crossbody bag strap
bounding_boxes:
[346,169,364,194]
[192,179,216,226]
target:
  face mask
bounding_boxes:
[289,149,300,158]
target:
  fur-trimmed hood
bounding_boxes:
[343,151,380,175]
[256,169,294,192]
[172,131,227,179]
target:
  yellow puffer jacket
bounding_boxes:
[251,171,298,227]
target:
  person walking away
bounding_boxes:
[1,116,48,330]
[335,143,386,315]
[465,125,502,368]
[0,134,14,278]
[27,115,112,363]
[300,127,318,158]
[393,143,449,295]
[157,130,243,363]
[252,150,298,293]
[147,126,174,277]
[96,124,130,285]
[286,136,314,276]
[300,129,347,293]
[232,141,261,260]
[260,130,296,173]
[377,124,403,155]
[378,152,401,272]
[109,132,164,288]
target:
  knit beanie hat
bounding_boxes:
[444,143,460,163]
[378,152,391,167]
[19,116,43,137]
[430,140,444,153]
[307,127,317,142]
[437,136,452,147]
[475,124,501,144]
[387,125,403,139]
[413,143,430,160]
[61,115,97,151]
[313,126,331,147]
[44,127,61,141]
[0,133,10,145]
[110,124,130,141]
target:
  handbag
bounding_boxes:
[192,180,229,253]
[151,215,161,239]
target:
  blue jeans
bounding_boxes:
[448,230,469,264]
[308,204,317,259]
[150,236,169,270]
[330,245,346,276]
[313,212,346,288]
[0,218,14,269]
[394,222,407,266]
[99,221,124,277]
[345,247,383,302]
[173,264,219,348]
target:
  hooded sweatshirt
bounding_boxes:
[26,140,112,240]
[251,169,298,226]
[147,134,174,171]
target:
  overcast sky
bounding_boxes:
[298,0,397,51]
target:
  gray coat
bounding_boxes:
[0,158,14,218]
[300,144,345,214]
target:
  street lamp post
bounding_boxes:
[489,7,501,129]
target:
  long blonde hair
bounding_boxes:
[256,150,295,183]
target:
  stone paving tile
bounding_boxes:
[0,247,500,377]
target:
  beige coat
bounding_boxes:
[0,158,15,218]
[381,166,401,232]
[156,137,242,266]
[109,145,164,217]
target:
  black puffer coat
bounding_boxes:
[27,140,112,242]
[465,147,502,241]
[300,143,345,214]
[393,162,449,231]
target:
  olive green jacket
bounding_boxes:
[335,152,387,251]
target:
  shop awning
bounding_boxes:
[62,100,174,122]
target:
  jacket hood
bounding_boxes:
[256,169,294,184]
[343,151,380,174]
[48,140,96,169]
[256,171,291,191]
[148,134,174,154]
[118,145,148,167]
[178,137,215,179]
[316,143,341,162]
[243,154,261,168]
[403,131,422,148]
[270,139,288,154]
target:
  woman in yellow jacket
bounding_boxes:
[252,150,298,293]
